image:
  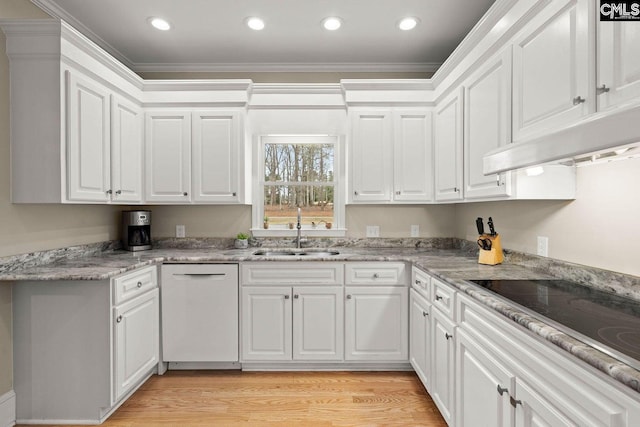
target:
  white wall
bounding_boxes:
[455,156,640,277]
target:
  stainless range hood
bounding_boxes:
[483,103,640,175]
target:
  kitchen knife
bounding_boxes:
[488,217,496,236]
[476,217,485,235]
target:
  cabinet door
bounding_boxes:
[113,288,159,403]
[292,286,343,361]
[456,329,514,427]
[192,110,242,203]
[344,286,408,361]
[111,94,143,203]
[434,88,464,202]
[514,378,577,427]
[241,287,292,361]
[410,289,431,390]
[144,111,191,203]
[66,71,111,202]
[464,49,512,200]
[431,308,456,426]
[598,20,640,111]
[349,109,393,202]
[393,109,434,202]
[512,0,591,141]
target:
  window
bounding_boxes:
[252,135,344,236]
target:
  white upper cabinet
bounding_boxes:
[598,20,640,111]
[111,94,143,203]
[464,50,512,200]
[192,110,242,203]
[66,71,112,202]
[512,0,592,142]
[393,110,434,202]
[434,88,464,202]
[144,111,191,203]
[349,109,393,202]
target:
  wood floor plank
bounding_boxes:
[17,371,447,427]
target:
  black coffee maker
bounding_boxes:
[122,211,151,251]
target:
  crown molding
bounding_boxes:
[252,83,343,95]
[131,62,441,74]
[340,79,434,91]
[143,79,253,92]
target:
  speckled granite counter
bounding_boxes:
[1,242,640,395]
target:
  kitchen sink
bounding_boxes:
[252,249,340,257]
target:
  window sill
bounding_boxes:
[251,228,347,238]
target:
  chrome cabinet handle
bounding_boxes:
[573,96,586,105]
[137,281,142,288]
[597,84,610,94]
[116,315,123,323]
[445,332,453,340]
[497,385,508,396]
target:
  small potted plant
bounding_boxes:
[263,216,269,229]
[235,232,250,249]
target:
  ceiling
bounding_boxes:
[32,0,496,74]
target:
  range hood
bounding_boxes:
[483,103,640,175]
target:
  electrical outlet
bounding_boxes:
[366,226,380,238]
[537,236,548,257]
[176,225,186,238]
[411,225,420,237]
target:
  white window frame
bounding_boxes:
[251,134,346,237]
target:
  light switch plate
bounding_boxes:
[366,226,380,238]
[537,236,548,257]
[411,225,420,237]
[176,225,186,238]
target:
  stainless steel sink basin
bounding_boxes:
[252,250,340,257]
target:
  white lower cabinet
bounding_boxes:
[431,305,456,426]
[13,266,159,424]
[410,288,431,390]
[241,286,343,361]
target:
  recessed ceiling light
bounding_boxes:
[148,17,171,31]
[398,17,419,31]
[246,17,265,31]
[322,17,342,31]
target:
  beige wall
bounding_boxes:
[455,156,640,277]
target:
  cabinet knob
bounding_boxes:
[573,96,586,105]
[137,281,142,288]
[354,191,359,196]
[284,295,290,299]
[497,385,508,396]
[422,311,428,317]
[454,187,459,193]
[373,273,379,279]
[415,279,421,285]
[294,294,299,299]
[346,294,352,299]
[116,315,123,323]
[183,192,188,196]
[106,189,112,195]
[597,84,610,94]
[435,295,443,301]
[510,396,522,408]
[115,190,122,195]
[395,191,401,195]
[232,192,237,196]
[445,332,453,340]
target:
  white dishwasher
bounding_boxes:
[161,264,238,363]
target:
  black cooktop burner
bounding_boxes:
[470,279,640,367]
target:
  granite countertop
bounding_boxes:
[1,244,639,395]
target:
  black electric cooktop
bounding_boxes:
[470,279,640,369]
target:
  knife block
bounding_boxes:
[478,234,504,265]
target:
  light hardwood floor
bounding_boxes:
[20,371,447,427]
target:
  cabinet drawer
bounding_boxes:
[241,262,344,286]
[412,267,431,298]
[345,262,407,285]
[432,277,456,319]
[113,266,157,305]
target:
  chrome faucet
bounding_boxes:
[296,207,302,249]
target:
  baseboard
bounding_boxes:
[0,390,16,427]
[168,361,241,370]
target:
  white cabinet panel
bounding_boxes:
[66,71,111,202]
[434,88,464,202]
[113,288,159,403]
[393,110,433,202]
[464,49,512,199]
[512,0,591,141]
[145,111,191,203]
[344,286,408,361]
[410,289,431,390]
[350,109,393,202]
[292,286,344,361]
[111,94,143,203]
[242,287,292,361]
[192,110,242,203]
[431,307,456,426]
[598,21,640,110]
